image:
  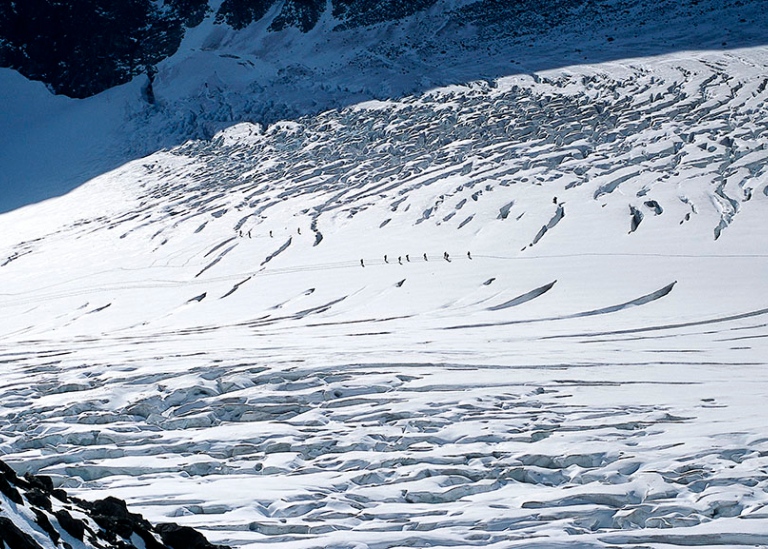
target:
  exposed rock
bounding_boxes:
[0,475,23,505]
[54,509,86,541]
[0,517,44,549]
[0,458,230,549]
[157,523,230,549]
[0,0,187,98]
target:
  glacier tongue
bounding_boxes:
[1,48,768,548]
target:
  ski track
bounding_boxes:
[0,49,768,548]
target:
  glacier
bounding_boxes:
[1,3,768,549]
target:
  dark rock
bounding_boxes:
[25,488,52,511]
[88,496,153,540]
[166,0,210,27]
[0,460,21,483]
[0,516,44,549]
[270,0,325,32]
[218,0,439,33]
[216,0,275,29]
[24,473,54,493]
[0,474,24,505]
[51,488,69,503]
[0,0,186,98]
[33,509,60,545]
[156,523,231,549]
[135,527,170,549]
[0,457,228,549]
[54,510,86,541]
[332,0,438,30]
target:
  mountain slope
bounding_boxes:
[0,44,767,548]
[1,0,766,213]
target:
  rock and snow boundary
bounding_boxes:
[0,458,227,549]
[1,47,768,548]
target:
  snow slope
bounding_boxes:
[1,43,768,547]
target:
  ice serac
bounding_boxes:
[530,204,565,246]
[487,280,557,311]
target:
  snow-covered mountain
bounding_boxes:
[1,1,768,548]
[1,0,766,213]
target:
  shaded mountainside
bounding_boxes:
[0,0,449,97]
[0,460,227,549]
[0,0,200,98]
[1,0,765,98]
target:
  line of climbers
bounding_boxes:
[236,227,474,269]
[237,227,303,238]
[361,251,471,267]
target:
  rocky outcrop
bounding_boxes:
[0,0,198,98]
[0,459,228,549]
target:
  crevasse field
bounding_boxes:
[2,26,768,549]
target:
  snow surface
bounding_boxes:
[1,39,768,548]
